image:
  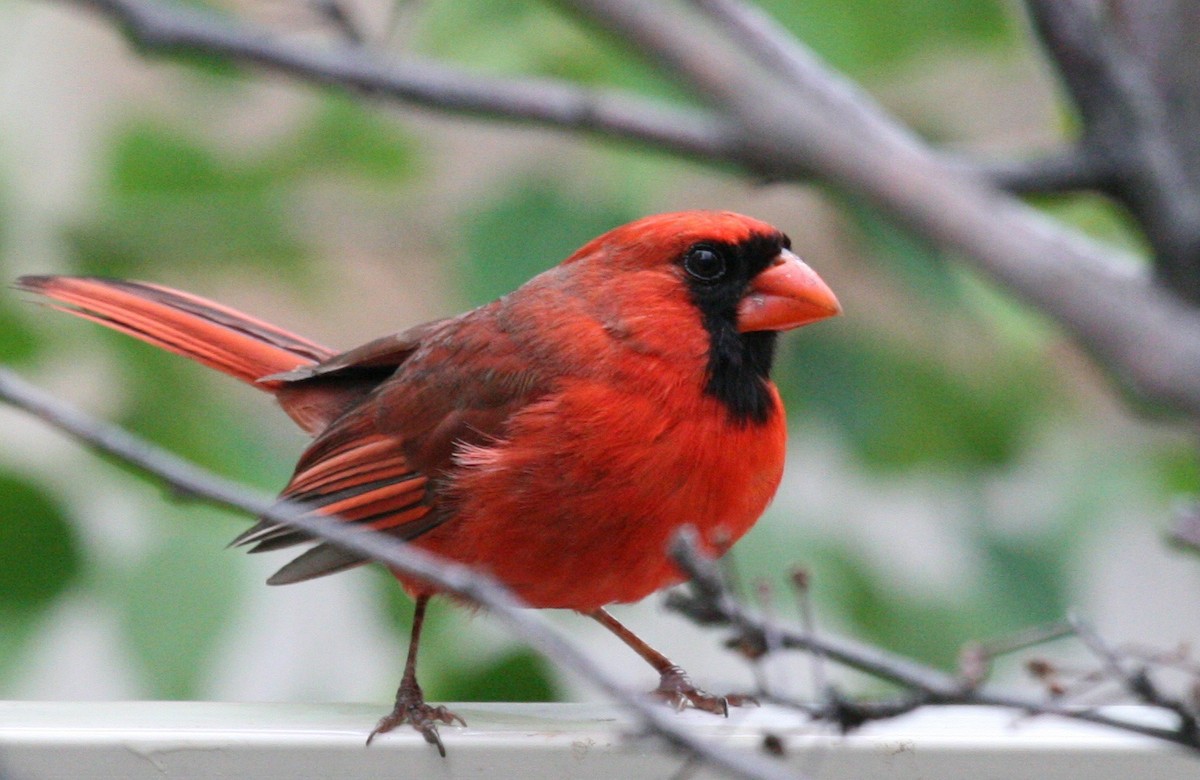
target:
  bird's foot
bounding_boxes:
[653,665,758,716]
[366,682,466,756]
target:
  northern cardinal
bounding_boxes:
[18,210,840,754]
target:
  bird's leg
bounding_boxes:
[587,607,757,716]
[367,595,465,755]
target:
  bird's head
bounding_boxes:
[562,210,841,334]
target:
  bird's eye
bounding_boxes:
[683,246,727,282]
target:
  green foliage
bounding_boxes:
[973,528,1070,626]
[1154,444,1200,495]
[743,518,1074,670]
[69,123,308,279]
[112,511,243,699]
[1034,193,1150,260]
[415,0,1012,96]
[840,196,963,308]
[267,96,420,183]
[437,648,558,702]
[373,571,558,702]
[458,180,640,305]
[414,0,690,103]
[777,325,1050,471]
[0,474,81,612]
[807,541,982,668]
[0,473,81,680]
[761,0,1014,77]
[0,298,40,365]
[793,198,1067,475]
[69,97,418,280]
[0,195,41,364]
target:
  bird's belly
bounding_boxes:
[401,383,787,611]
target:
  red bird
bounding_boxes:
[19,210,840,753]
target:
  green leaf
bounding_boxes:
[413,0,689,102]
[759,0,1014,76]
[1154,444,1200,495]
[0,196,39,362]
[798,539,976,670]
[267,96,420,183]
[69,122,309,279]
[777,325,1051,471]
[114,509,243,699]
[101,341,294,488]
[0,474,81,611]
[0,610,42,684]
[1033,193,1150,259]
[435,647,558,702]
[840,196,962,307]
[975,529,1070,626]
[459,180,639,306]
[0,299,41,364]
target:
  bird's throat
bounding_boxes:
[702,323,778,426]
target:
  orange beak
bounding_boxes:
[737,249,842,332]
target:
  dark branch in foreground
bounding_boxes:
[7,361,1200,765]
[666,529,1200,753]
[0,368,797,780]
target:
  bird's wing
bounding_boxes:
[238,306,556,584]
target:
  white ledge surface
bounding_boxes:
[0,701,1195,779]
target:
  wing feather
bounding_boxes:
[231,430,435,575]
[244,300,557,585]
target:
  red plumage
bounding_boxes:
[18,210,840,753]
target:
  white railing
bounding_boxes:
[0,701,1194,779]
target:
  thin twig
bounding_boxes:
[789,570,828,703]
[1071,615,1199,740]
[311,0,365,45]
[0,367,799,780]
[667,531,1200,751]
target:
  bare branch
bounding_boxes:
[65,0,741,163]
[8,362,1194,761]
[1071,615,1199,739]
[683,0,919,152]
[1025,0,1200,300]
[667,531,1200,750]
[0,368,798,780]
[952,148,1118,195]
[37,0,1200,417]
[561,0,1200,420]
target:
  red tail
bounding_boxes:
[16,276,352,432]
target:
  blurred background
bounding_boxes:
[0,0,1197,709]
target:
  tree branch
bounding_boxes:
[6,364,1196,761]
[46,0,1200,418]
[0,367,798,780]
[65,0,741,163]
[953,147,1118,195]
[560,0,1200,419]
[1024,0,1200,301]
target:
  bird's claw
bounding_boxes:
[366,688,466,757]
[653,665,759,716]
